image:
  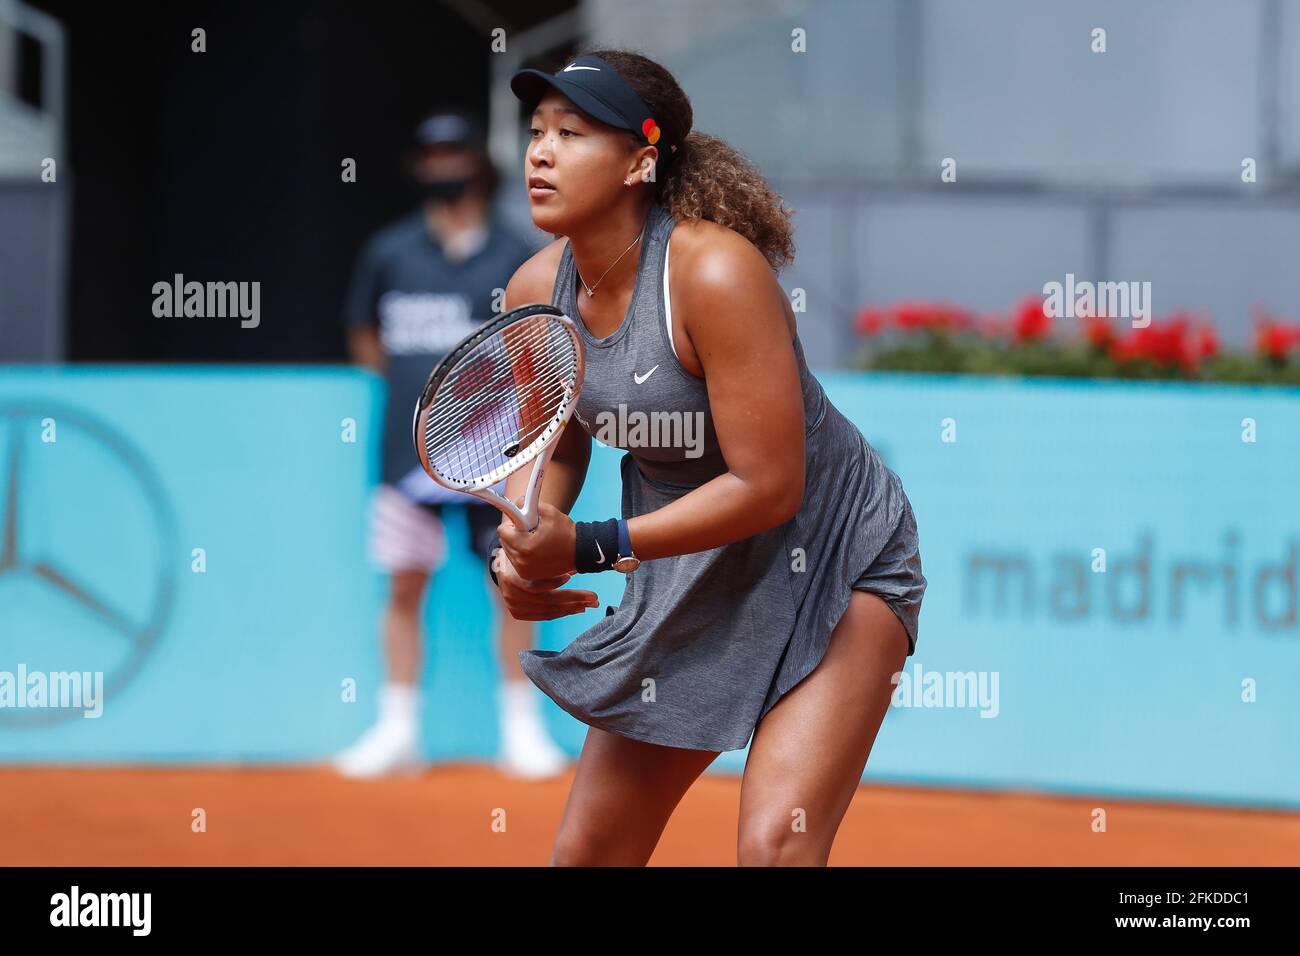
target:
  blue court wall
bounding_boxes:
[0,367,1296,810]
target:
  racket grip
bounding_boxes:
[521,441,556,533]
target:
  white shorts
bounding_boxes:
[368,484,448,573]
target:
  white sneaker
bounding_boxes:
[332,720,422,778]
[498,712,569,780]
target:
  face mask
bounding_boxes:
[417,176,473,203]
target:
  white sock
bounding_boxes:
[378,682,420,730]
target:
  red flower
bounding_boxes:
[856,298,1233,379]
[855,301,975,336]
[1108,315,1203,372]
[893,303,926,330]
[1013,296,1052,342]
[856,306,887,336]
[1256,321,1292,360]
[1251,308,1299,360]
[1196,323,1219,359]
[932,302,975,331]
[1084,316,1114,349]
[1165,311,1207,372]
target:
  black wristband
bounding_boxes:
[574,518,620,573]
[487,530,503,588]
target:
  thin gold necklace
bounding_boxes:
[577,218,647,297]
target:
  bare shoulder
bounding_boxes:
[504,237,568,310]
[668,217,792,336]
[669,217,772,284]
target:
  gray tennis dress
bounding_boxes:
[518,201,927,752]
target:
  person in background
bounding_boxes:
[334,109,568,779]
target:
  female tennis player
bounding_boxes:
[494,49,927,866]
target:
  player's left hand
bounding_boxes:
[498,500,577,581]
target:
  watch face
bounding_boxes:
[613,555,640,573]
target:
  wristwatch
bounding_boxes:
[613,518,640,573]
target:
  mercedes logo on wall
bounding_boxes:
[0,402,178,728]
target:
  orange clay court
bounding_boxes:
[1,767,1296,866]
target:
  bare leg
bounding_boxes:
[384,570,429,684]
[550,727,720,866]
[333,569,430,777]
[737,591,909,866]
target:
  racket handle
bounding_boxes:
[520,440,558,533]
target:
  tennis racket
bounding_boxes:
[412,303,585,532]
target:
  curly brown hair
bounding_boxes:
[579,47,796,272]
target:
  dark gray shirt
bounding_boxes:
[343,211,534,491]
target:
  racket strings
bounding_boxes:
[420,316,568,431]
[422,361,572,448]
[430,364,570,482]
[428,366,572,486]
[422,315,578,485]
[421,329,573,449]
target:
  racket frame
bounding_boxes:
[411,303,584,533]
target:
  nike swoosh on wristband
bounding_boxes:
[594,540,605,563]
[633,365,659,384]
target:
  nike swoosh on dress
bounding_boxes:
[633,365,659,384]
